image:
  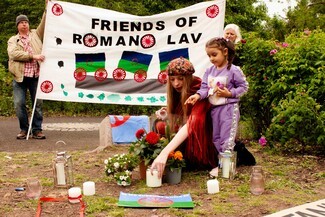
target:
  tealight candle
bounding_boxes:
[146,168,162,187]
[68,187,81,203]
[83,181,95,196]
[207,179,219,194]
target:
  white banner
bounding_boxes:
[37,0,225,106]
[264,199,325,217]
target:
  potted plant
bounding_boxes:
[129,129,167,179]
[104,153,139,186]
[165,150,186,185]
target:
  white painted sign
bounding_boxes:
[37,0,225,106]
[264,199,325,217]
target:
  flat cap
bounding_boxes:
[16,14,29,26]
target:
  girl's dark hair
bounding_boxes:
[205,37,236,70]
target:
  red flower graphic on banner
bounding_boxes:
[112,68,126,81]
[74,68,86,81]
[40,80,53,93]
[141,34,156,49]
[52,3,63,16]
[83,33,98,47]
[158,70,168,84]
[206,4,219,18]
[95,68,107,82]
[134,70,147,82]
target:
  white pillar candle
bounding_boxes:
[83,181,95,196]
[146,169,162,187]
[56,162,66,185]
[222,157,231,178]
[207,179,219,194]
[68,187,81,203]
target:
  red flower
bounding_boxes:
[135,129,145,139]
[240,39,247,44]
[145,132,160,145]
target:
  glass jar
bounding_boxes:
[219,150,237,180]
[52,151,74,188]
[250,166,265,195]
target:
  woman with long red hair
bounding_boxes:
[152,57,219,176]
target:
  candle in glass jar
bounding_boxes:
[83,181,95,196]
[68,187,81,203]
[56,162,66,185]
[146,168,162,187]
[222,157,230,178]
[207,179,219,194]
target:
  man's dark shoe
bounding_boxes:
[32,131,46,139]
[17,131,27,140]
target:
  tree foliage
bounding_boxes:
[286,0,325,32]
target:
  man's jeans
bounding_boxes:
[13,77,43,134]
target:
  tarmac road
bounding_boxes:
[0,116,104,152]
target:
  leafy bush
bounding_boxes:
[266,91,325,155]
[0,64,14,116]
[237,29,324,154]
[238,33,282,137]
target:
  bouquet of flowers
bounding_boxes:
[104,153,139,186]
[129,129,167,166]
[166,150,186,172]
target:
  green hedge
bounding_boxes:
[238,29,324,154]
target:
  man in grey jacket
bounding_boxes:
[7,0,48,139]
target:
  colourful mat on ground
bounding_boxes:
[117,192,194,208]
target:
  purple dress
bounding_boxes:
[196,64,249,153]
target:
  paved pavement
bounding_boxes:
[0,116,104,152]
